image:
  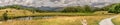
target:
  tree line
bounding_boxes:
[62,3,120,14]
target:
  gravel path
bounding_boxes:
[99,15,118,25]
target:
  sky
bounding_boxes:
[0,0,120,7]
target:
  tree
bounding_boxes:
[61,5,94,13]
[2,10,8,21]
[0,7,5,10]
[101,3,117,11]
[61,6,82,13]
[4,5,22,9]
[108,4,120,14]
[83,5,92,12]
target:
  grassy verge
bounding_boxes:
[112,14,120,25]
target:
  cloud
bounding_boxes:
[0,0,119,7]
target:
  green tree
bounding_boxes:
[83,5,92,12]
[61,6,82,13]
[101,3,117,11]
[108,4,120,14]
[61,5,94,13]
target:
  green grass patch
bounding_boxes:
[112,14,120,25]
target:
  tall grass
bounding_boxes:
[0,15,115,25]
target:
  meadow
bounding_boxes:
[0,8,114,19]
[0,3,120,25]
[0,8,116,25]
[0,15,116,25]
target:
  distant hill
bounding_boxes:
[0,5,64,12]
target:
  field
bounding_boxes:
[0,9,113,18]
[0,14,116,25]
[0,9,117,25]
[0,3,119,25]
[112,14,120,25]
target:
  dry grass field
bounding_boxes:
[0,15,116,25]
[0,8,117,25]
[0,8,94,20]
[0,8,34,18]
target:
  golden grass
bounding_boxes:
[0,15,115,25]
[0,9,114,18]
[0,8,34,18]
[112,14,120,25]
[0,8,117,25]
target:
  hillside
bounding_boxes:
[0,8,34,16]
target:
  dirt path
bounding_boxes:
[99,15,118,25]
[81,19,87,25]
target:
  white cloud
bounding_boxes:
[0,0,119,7]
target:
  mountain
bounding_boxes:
[0,0,120,7]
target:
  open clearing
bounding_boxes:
[0,9,117,25]
[0,15,116,25]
